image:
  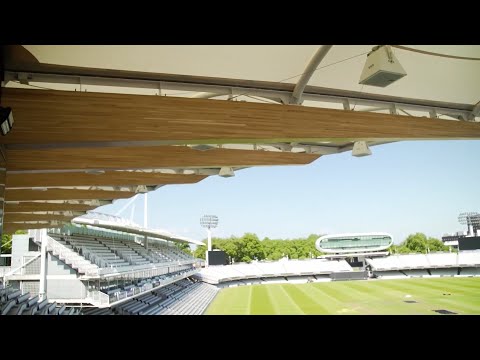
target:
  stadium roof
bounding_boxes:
[1,45,479,232]
[71,212,204,246]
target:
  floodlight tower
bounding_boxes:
[200,215,218,267]
[458,212,480,237]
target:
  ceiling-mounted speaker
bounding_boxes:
[359,45,407,87]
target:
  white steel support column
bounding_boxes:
[290,45,334,104]
[206,228,212,267]
[144,193,148,228]
[200,215,218,268]
[38,229,48,301]
[0,168,5,259]
[144,193,148,250]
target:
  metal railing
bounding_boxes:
[2,253,41,282]
[86,289,110,307]
[46,237,99,276]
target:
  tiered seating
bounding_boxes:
[366,256,404,270]
[427,253,457,267]
[196,259,353,284]
[47,237,99,275]
[460,267,480,276]
[282,259,352,274]
[125,241,166,264]
[151,281,218,315]
[149,242,193,262]
[368,251,480,271]
[99,268,196,303]
[254,261,287,275]
[457,251,480,267]
[48,225,196,277]
[400,254,429,268]
[82,307,115,315]
[56,235,131,268]
[367,254,429,270]
[99,238,150,266]
[430,268,458,276]
[83,277,219,315]
[0,283,78,315]
[403,269,429,277]
[373,271,407,279]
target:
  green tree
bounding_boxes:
[395,233,449,254]
[426,237,449,252]
[193,241,207,259]
[239,233,264,263]
[402,233,428,253]
[175,242,192,255]
[191,233,326,262]
[1,230,28,254]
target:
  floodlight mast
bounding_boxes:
[200,215,218,267]
[458,212,480,236]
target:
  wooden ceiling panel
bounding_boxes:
[4,213,78,222]
[6,171,207,188]
[2,88,479,146]
[6,189,136,202]
[5,202,97,213]
[7,146,320,171]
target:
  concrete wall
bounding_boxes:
[11,234,30,269]
[10,236,86,300]
[45,253,86,299]
[46,278,86,300]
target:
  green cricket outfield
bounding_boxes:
[205,277,480,315]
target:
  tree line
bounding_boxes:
[389,232,450,254]
[184,232,451,263]
[2,230,450,261]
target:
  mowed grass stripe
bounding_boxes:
[312,281,375,314]
[268,284,305,314]
[406,278,480,295]
[205,285,250,315]
[333,281,393,314]
[371,278,480,314]
[344,279,479,314]
[355,280,435,314]
[303,283,359,314]
[382,278,480,308]
[334,281,410,315]
[431,277,480,291]
[206,277,480,315]
[246,285,253,314]
[250,285,275,314]
[283,283,329,314]
[397,278,480,314]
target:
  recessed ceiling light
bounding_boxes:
[85,170,106,175]
[190,144,216,151]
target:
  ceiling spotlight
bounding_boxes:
[85,170,106,175]
[0,107,14,136]
[190,144,216,151]
[352,141,372,157]
[135,185,148,193]
[219,167,235,178]
[359,45,407,87]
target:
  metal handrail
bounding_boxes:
[2,253,41,281]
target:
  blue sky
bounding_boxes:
[98,140,480,245]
